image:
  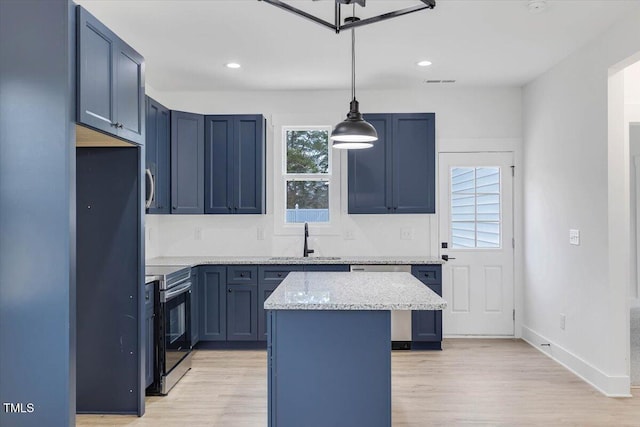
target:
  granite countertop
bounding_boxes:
[264,272,447,311]
[145,256,443,267]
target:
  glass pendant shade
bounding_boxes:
[331,100,377,149]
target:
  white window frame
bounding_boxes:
[274,124,341,235]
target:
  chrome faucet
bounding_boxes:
[303,222,314,257]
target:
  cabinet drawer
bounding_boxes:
[259,265,303,285]
[411,265,441,285]
[227,265,257,285]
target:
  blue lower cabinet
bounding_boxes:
[411,265,443,349]
[190,267,199,346]
[144,283,155,389]
[199,266,227,341]
[226,284,258,341]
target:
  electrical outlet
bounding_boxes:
[344,230,355,240]
[400,227,414,240]
[257,227,265,241]
[194,227,202,241]
[569,229,580,245]
[560,313,566,330]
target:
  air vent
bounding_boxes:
[424,79,456,84]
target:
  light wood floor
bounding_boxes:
[77,339,640,426]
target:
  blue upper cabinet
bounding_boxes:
[348,113,435,214]
[171,111,205,214]
[145,96,170,214]
[347,114,392,214]
[77,6,144,145]
[204,115,265,214]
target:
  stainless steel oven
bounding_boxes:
[146,266,193,395]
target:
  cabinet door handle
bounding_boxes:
[228,288,232,293]
[240,273,245,277]
[277,273,282,277]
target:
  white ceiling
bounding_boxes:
[75,0,640,92]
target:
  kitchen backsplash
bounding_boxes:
[144,213,436,259]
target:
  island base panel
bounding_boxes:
[268,310,391,427]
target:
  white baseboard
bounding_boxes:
[521,326,631,397]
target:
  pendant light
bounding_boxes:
[330,15,377,149]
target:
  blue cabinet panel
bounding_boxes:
[199,266,227,341]
[393,114,435,213]
[348,114,392,214]
[235,116,264,214]
[348,113,435,214]
[411,265,442,346]
[204,115,265,214]
[268,310,391,427]
[144,283,155,388]
[226,284,258,341]
[171,111,204,214]
[77,7,117,134]
[76,147,141,413]
[115,43,144,144]
[77,6,144,145]
[204,117,233,213]
[145,96,170,214]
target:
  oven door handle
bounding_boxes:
[161,281,192,302]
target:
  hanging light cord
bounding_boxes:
[351,4,356,100]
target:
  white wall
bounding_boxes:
[626,61,640,304]
[522,8,640,396]
[144,86,521,259]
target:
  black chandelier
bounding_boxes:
[258,0,436,34]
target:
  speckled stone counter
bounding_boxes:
[146,255,443,267]
[264,272,447,311]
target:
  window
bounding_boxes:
[450,167,501,248]
[283,127,332,224]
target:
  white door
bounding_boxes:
[438,152,514,336]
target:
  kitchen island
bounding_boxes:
[264,272,447,427]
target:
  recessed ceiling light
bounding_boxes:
[226,62,241,69]
[528,0,548,13]
[417,60,432,67]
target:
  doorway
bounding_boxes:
[438,152,515,336]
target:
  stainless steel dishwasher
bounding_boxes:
[350,265,412,350]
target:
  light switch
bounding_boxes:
[257,227,265,241]
[344,230,355,240]
[569,229,580,245]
